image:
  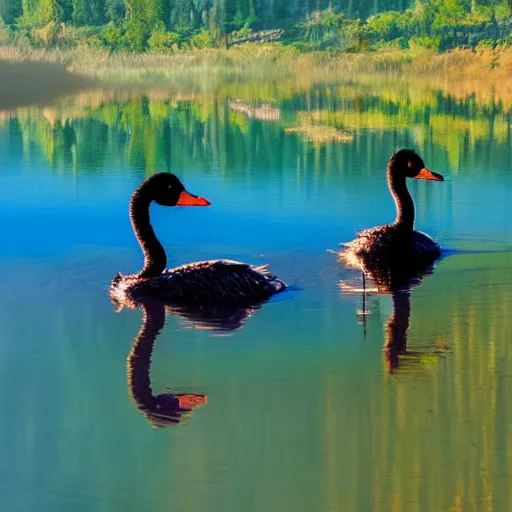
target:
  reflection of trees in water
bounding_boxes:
[327,268,512,511]
[0,84,510,177]
[379,280,512,509]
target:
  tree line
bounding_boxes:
[0,0,510,52]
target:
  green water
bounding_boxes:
[0,78,511,511]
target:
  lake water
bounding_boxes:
[1,78,511,512]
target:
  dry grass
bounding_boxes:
[1,43,511,109]
[0,45,296,83]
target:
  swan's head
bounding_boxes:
[389,149,444,181]
[141,172,211,207]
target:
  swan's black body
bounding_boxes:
[345,225,439,290]
[341,149,444,291]
[110,173,286,307]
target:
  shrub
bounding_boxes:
[148,23,180,53]
[475,39,495,51]
[31,20,60,47]
[367,12,398,41]
[290,40,321,52]
[189,29,214,49]
[0,16,12,45]
[371,36,408,51]
[340,19,369,52]
[495,3,512,20]
[12,29,31,52]
[121,21,148,52]
[395,10,417,35]
[499,33,512,47]
[409,35,442,51]
[100,22,123,50]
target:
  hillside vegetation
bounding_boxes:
[0,0,510,53]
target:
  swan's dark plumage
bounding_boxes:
[341,149,444,291]
[110,173,287,307]
[111,259,286,306]
[344,225,440,287]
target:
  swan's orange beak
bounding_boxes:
[416,168,444,181]
[176,190,211,206]
[177,394,208,409]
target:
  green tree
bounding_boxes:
[125,0,162,26]
[58,0,73,21]
[72,0,105,26]
[0,0,22,23]
[18,0,63,26]
[39,0,63,24]
[432,0,467,30]
[19,0,39,25]
[122,0,163,49]
[105,0,126,23]
[72,0,88,24]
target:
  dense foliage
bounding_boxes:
[0,0,510,52]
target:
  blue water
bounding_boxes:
[0,87,511,511]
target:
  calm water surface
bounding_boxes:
[0,79,511,511]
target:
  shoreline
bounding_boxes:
[1,45,511,110]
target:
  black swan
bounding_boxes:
[340,149,444,291]
[110,173,286,307]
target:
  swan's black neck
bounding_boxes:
[127,301,166,411]
[384,290,411,371]
[387,164,414,230]
[129,188,167,278]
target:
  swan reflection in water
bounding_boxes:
[121,297,260,427]
[339,248,438,328]
[340,259,450,375]
[384,290,451,376]
[384,290,411,372]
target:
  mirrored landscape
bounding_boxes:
[0,76,511,511]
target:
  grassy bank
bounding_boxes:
[1,44,511,107]
[2,43,511,83]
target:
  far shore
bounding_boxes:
[1,44,511,110]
